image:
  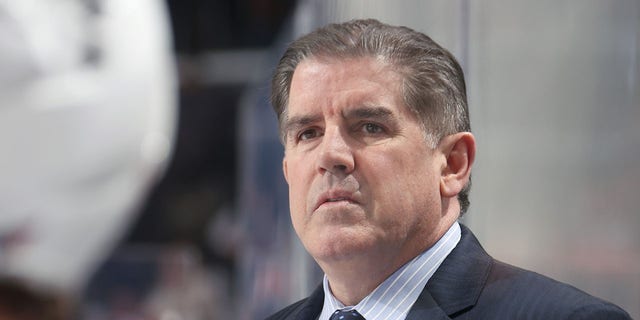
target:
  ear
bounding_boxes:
[438,132,476,198]
[282,157,290,184]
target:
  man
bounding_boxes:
[266,19,630,320]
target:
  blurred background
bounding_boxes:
[4,0,636,319]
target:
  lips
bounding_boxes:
[326,197,349,202]
[314,190,358,212]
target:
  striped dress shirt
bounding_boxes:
[318,221,461,320]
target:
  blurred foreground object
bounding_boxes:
[0,0,176,316]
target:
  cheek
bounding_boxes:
[285,162,313,218]
[288,180,306,212]
[362,148,439,208]
[363,148,432,185]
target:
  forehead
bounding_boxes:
[287,56,405,116]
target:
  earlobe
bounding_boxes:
[439,132,476,198]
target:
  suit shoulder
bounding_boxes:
[478,260,631,319]
[265,298,309,320]
[568,302,632,320]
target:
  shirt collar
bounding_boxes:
[319,221,461,320]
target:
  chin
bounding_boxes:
[304,226,377,262]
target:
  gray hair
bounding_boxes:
[270,19,472,214]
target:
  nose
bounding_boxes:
[317,126,355,175]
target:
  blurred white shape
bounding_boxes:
[0,0,177,295]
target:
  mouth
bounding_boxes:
[314,192,358,212]
[326,197,350,202]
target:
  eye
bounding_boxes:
[298,128,320,141]
[362,123,384,134]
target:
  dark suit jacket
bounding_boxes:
[266,224,631,319]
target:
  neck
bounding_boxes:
[323,254,400,305]
[321,215,459,306]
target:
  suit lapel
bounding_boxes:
[405,288,450,319]
[292,285,324,320]
[408,224,493,318]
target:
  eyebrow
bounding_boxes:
[345,106,394,121]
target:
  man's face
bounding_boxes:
[282,57,451,267]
